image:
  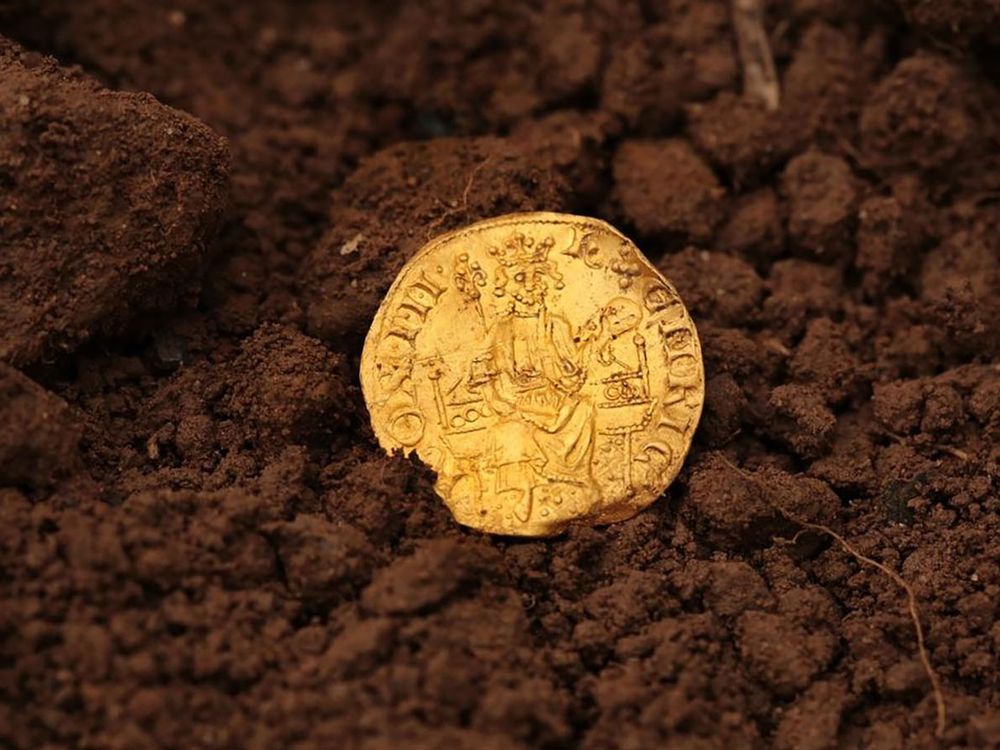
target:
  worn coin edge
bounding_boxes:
[360,210,705,534]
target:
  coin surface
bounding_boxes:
[360,212,704,536]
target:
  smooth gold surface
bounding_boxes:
[360,212,704,536]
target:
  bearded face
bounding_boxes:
[510,266,548,313]
[494,264,550,315]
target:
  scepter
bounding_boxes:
[452,252,487,329]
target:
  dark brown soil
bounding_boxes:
[0,40,229,366]
[1,2,999,749]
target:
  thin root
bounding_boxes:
[461,155,491,210]
[720,456,947,739]
[731,0,780,111]
[425,155,492,238]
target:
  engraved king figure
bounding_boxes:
[468,232,598,523]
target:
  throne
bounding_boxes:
[598,333,651,409]
[596,333,656,494]
[426,357,493,435]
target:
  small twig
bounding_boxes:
[879,428,970,463]
[762,337,791,357]
[720,456,947,739]
[938,445,970,462]
[731,0,780,111]
[880,428,906,445]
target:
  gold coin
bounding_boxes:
[360,212,704,536]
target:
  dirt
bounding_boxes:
[0,2,998,749]
[0,40,229,366]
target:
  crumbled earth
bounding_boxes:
[0,39,229,366]
[0,2,998,749]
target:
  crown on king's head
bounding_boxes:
[488,232,556,267]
